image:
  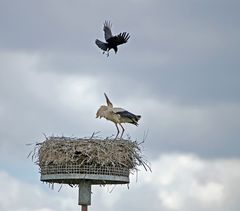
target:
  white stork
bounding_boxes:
[96,93,141,139]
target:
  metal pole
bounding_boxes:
[78,181,91,206]
[82,205,88,211]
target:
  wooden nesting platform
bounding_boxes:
[33,136,149,186]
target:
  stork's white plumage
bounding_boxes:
[96,93,141,139]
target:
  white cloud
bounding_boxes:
[0,51,102,151]
[57,76,100,111]
[0,171,76,211]
[1,154,240,211]
[93,154,240,211]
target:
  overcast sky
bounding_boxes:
[0,0,240,211]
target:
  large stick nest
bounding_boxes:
[30,136,151,173]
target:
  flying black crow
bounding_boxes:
[95,21,130,56]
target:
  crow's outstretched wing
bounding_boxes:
[104,21,113,41]
[109,32,130,46]
[95,39,108,51]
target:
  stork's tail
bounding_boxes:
[132,115,141,126]
[136,115,141,121]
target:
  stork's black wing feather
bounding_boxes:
[115,110,140,121]
[116,110,140,126]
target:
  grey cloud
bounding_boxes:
[92,154,240,211]
[1,2,240,211]
[1,0,238,105]
[0,0,240,179]
[1,50,240,161]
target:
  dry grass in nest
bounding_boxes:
[29,135,151,174]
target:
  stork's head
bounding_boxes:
[96,105,108,118]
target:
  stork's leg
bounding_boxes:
[119,123,125,139]
[114,123,120,140]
